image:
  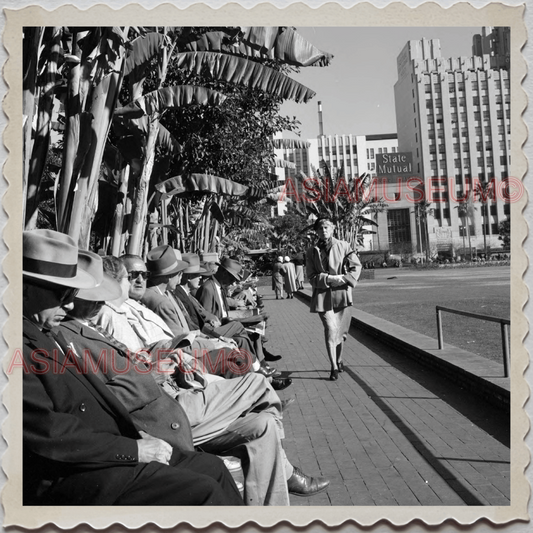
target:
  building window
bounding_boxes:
[491,223,499,234]
[425,84,431,93]
[387,209,411,245]
[370,148,375,159]
[449,83,455,92]
[318,148,323,157]
[383,147,388,154]
[378,147,383,154]
[392,147,397,153]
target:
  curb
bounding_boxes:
[296,289,510,412]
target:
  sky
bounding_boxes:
[280,27,481,141]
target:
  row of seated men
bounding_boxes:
[22,229,330,506]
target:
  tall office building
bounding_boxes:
[394,28,510,257]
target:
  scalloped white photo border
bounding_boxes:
[1,2,528,529]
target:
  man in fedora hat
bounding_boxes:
[196,256,289,384]
[22,230,242,506]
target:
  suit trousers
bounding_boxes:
[42,450,243,506]
[200,411,291,506]
[176,372,282,445]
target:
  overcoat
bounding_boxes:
[306,237,362,313]
[58,318,194,452]
[271,261,284,291]
[22,318,243,506]
[23,318,142,504]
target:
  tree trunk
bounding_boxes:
[25,27,62,229]
[110,164,130,256]
[23,27,45,225]
[128,119,159,255]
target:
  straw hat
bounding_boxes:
[76,251,122,302]
[22,229,96,289]
[182,253,209,275]
[147,245,188,277]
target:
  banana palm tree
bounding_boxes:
[24,26,333,255]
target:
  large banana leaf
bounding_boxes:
[124,32,169,80]
[272,138,310,150]
[156,173,249,199]
[114,85,227,118]
[239,27,333,67]
[178,27,333,68]
[175,52,315,103]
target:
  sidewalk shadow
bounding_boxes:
[296,294,510,448]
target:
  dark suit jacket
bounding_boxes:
[23,318,142,505]
[172,285,203,330]
[195,278,228,320]
[58,318,194,454]
[141,286,188,336]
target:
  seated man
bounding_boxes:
[196,256,284,361]
[175,253,283,367]
[59,251,330,505]
[22,229,242,506]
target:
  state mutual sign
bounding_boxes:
[376,152,414,182]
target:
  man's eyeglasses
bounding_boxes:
[128,270,150,281]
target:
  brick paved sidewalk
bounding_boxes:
[258,287,510,506]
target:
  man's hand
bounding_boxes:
[137,431,173,465]
[219,336,238,348]
[206,318,222,328]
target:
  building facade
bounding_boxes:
[393,28,511,258]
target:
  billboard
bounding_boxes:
[376,152,414,182]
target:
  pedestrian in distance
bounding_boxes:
[272,256,285,299]
[282,256,298,299]
[293,253,305,290]
[306,217,362,382]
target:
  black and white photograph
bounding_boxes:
[1,1,530,530]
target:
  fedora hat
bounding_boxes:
[199,261,217,277]
[182,253,209,275]
[217,257,243,281]
[76,251,122,302]
[147,245,188,277]
[23,229,96,289]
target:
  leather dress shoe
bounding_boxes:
[263,349,282,362]
[261,360,282,378]
[271,377,292,390]
[287,466,330,497]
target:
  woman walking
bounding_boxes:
[306,217,362,381]
[272,256,285,299]
[293,253,305,290]
[282,256,298,299]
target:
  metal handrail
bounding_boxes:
[436,305,510,377]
